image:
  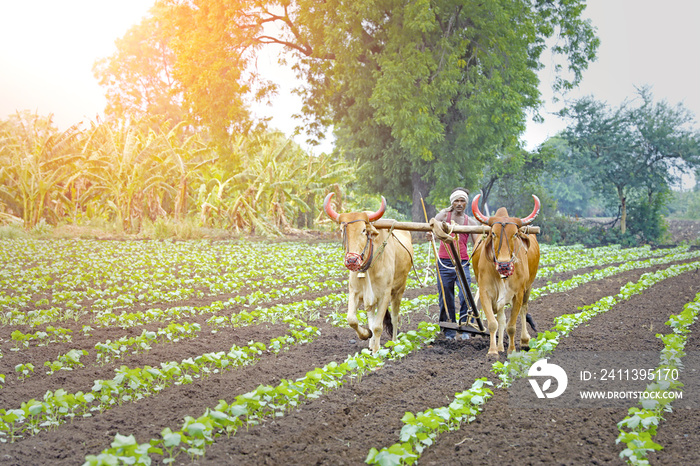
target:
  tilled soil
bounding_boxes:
[1,258,699,465]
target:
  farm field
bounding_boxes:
[0,238,699,465]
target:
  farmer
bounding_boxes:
[428,187,481,340]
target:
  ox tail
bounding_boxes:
[526,313,538,333]
[383,310,393,338]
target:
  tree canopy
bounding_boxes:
[93,3,183,127]
[94,0,599,219]
[561,87,700,234]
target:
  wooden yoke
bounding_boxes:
[372,219,540,235]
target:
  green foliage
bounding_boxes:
[0,114,352,236]
[0,225,26,239]
[93,3,183,129]
[92,0,598,219]
[14,363,34,381]
[0,112,83,228]
[477,146,555,217]
[626,194,669,243]
[561,88,700,234]
[196,132,355,235]
[538,216,638,247]
[323,0,598,209]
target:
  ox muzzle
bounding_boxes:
[496,260,514,278]
[341,220,374,273]
[344,252,365,272]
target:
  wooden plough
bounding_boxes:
[372,219,540,337]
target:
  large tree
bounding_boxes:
[562,88,700,233]
[275,0,598,219]
[97,0,598,219]
[94,1,268,141]
[93,3,183,126]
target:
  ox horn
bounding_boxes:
[520,194,541,225]
[471,193,489,224]
[367,196,387,222]
[323,192,340,223]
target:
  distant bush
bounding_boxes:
[0,225,27,239]
[539,216,640,247]
[626,199,668,244]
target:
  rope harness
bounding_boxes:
[490,221,524,278]
[340,219,374,272]
[340,221,420,279]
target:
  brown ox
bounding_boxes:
[470,194,541,356]
[323,193,414,353]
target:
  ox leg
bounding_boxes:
[388,292,403,342]
[480,292,500,356]
[506,295,525,354]
[496,306,507,353]
[519,289,533,350]
[347,290,371,341]
[369,295,392,353]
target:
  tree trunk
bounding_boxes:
[411,172,435,222]
[618,187,627,234]
[480,176,497,213]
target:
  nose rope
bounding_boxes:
[491,221,522,278]
[340,222,407,274]
[341,220,373,272]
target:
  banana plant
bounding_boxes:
[226,133,355,235]
[82,121,177,232]
[0,112,84,228]
[158,120,215,219]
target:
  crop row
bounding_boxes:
[0,317,318,443]
[80,255,699,464]
[3,247,696,388]
[85,322,442,465]
[10,322,202,385]
[365,260,700,465]
[616,294,700,464]
[537,245,688,278]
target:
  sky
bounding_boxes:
[1,0,699,173]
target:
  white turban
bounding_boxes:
[449,189,469,204]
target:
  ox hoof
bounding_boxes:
[486,352,500,359]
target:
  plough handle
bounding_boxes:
[445,240,485,332]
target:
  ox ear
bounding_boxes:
[366,222,380,238]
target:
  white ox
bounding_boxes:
[470,194,541,356]
[323,193,414,353]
